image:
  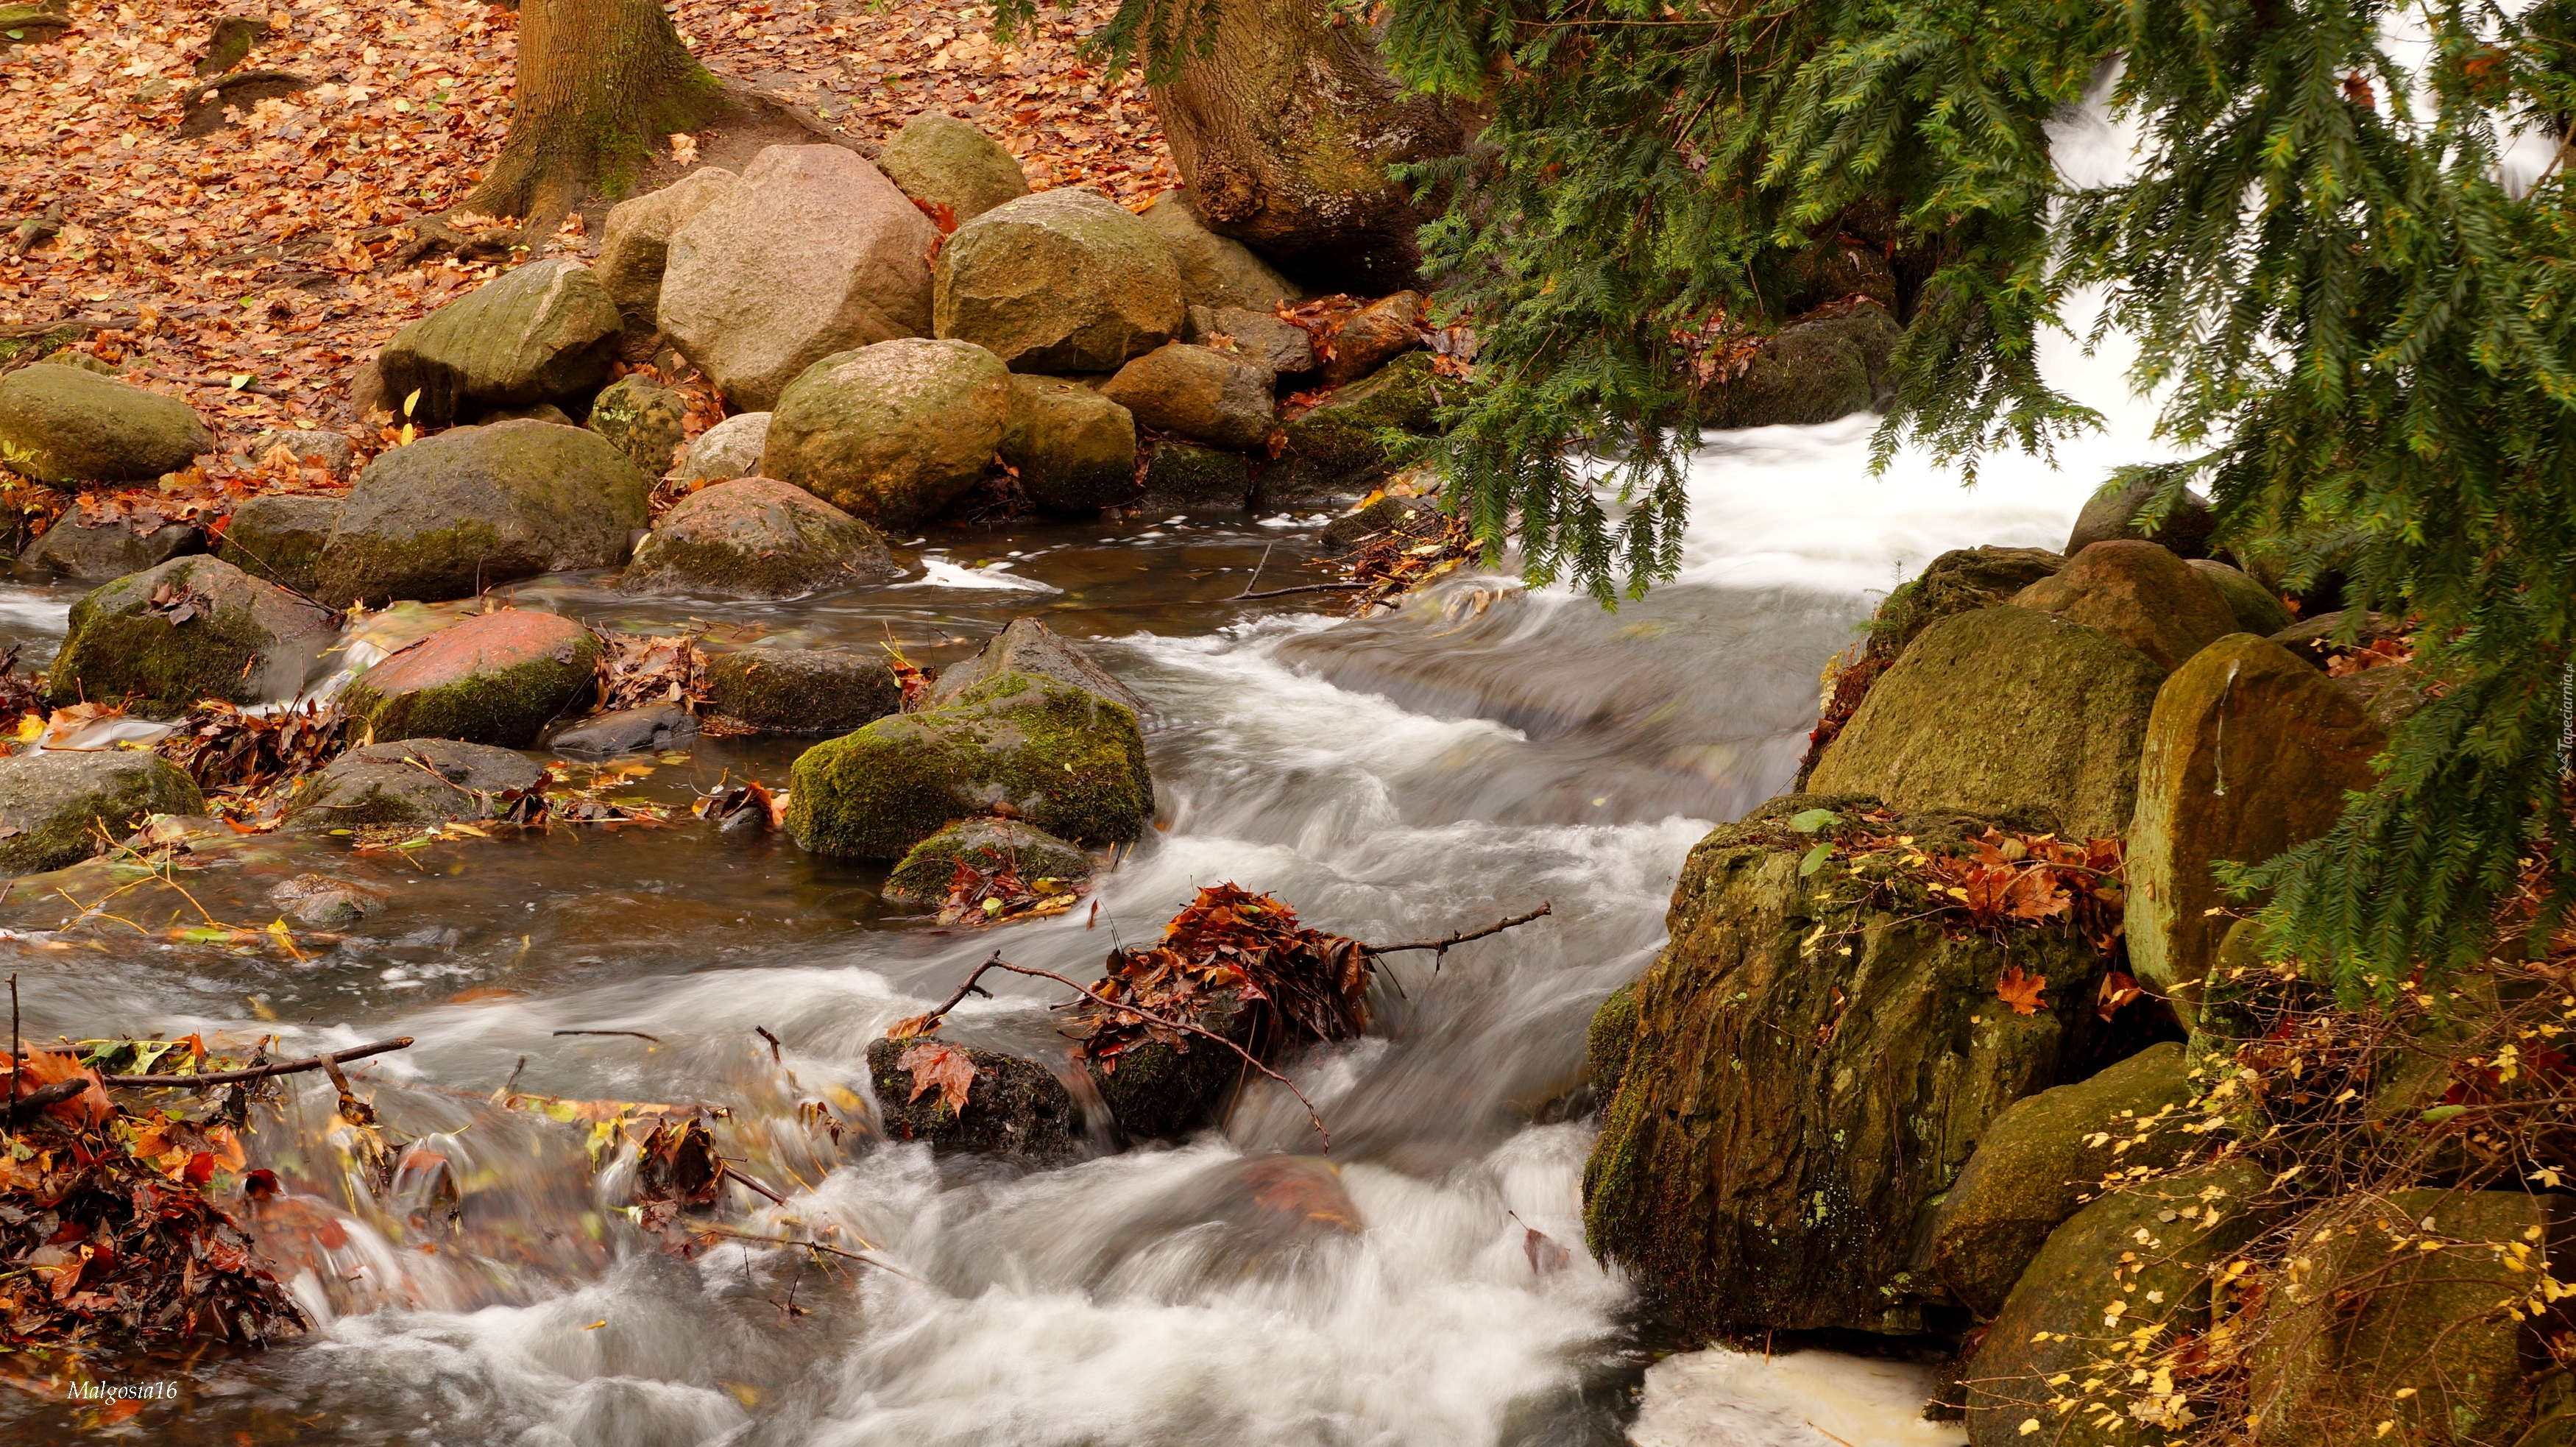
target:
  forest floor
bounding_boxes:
[0,0,1177,513]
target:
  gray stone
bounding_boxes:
[547,703,698,757]
[678,411,768,483]
[2066,475,2215,559]
[882,816,1090,905]
[1705,304,1901,428]
[594,167,739,333]
[214,492,343,595]
[45,556,340,717]
[1000,375,1138,514]
[1139,190,1300,312]
[585,374,688,478]
[622,476,899,598]
[22,518,203,579]
[268,873,388,928]
[1186,304,1314,376]
[760,339,1011,531]
[927,615,1147,718]
[373,259,623,427]
[0,749,205,875]
[285,737,548,832]
[933,188,1184,373]
[244,428,358,481]
[0,365,212,483]
[865,1036,1080,1161]
[878,112,1030,224]
[1100,342,1277,450]
[704,646,902,736]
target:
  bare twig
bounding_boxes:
[682,1223,924,1283]
[1362,902,1553,965]
[107,1035,412,1087]
[552,1029,660,1043]
[1,1078,88,1123]
[754,1026,782,1064]
[1231,581,1370,601]
[719,1160,788,1205]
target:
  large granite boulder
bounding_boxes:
[759,339,1010,531]
[1705,303,1901,428]
[46,556,339,717]
[704,647,902,736]
[342,609,602,747]
[1805,606,2165,841]
[284,737,548,832]
[927,615,1147,718]
[622,477,898,598]
[594,166,738,334]
[1258,351,1446,508]
[2126,634,2385,1027]
[1138,191,1299,312]
[585,374,687,478]
[0,750,205,874]
[864,1036,1080,1161]
[787,670,1150,859]
[677,411,768,484]
[0,365,212,483]
[2009,539,2237,673]
[213,493,343,595]
[2066,475,2215,559]
[933,188,1184,373]
[314,421,651,606]
[372,259,622,427]
[882,816,1091,905]
[2188,556,2295,636]
[1000,375,1138,513]
[1320,291,1423,388]
[1100,342,1277,450]
[877,112,1030,224]
[1187,304,1316,377]
[22,517,202,579]
[1584,797,2119,1336]
[657,145,940,411]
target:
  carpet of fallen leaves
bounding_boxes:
[1078,883,1376,1072]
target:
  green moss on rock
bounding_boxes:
[1587,980,1639,1098]
[341,610,602,747]
[884,816,1090,905]
[704,646,902,735]
[46,556,340,718]
[0,749,205,875]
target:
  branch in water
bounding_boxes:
[108,1036,414,1088]
[1362,902,1553,966]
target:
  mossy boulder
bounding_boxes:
[1259,352,1448,507]
[933,188,1184,373]
[283,738,547,832]
[877,112,1030,224]
[1101,342,1277,450]
[1138,190,1301,313]
[864,1036,1080,1161]
[314,420,651,606]
[621,477,898,598]
[0,750,205,874]
[786,670,1150,860]
[1583,796,2117,1336]
[594,166,738,334]
[2066,475,2215,559]
[585,374,687,478]
[883,816,1090,905]
[1868,546,2066,661]
[1705,303,1900,428]
[342,609,601,747]
[1085,989,1255,1140]
[677,411,770,484]
[373,259,622,428]
[2009,540,2238,674]
[214,492,344,595]
[23,517,202,579]
[1806,606,2165,841]
[760,339,1011,531]
[2126,634,2385,1029]
[1139,440,1251,512]
[999,375,1139,514]
[46,556,340,717]
[1924,1041,2198,1318]
[1587,980,1639,1098]
[926,615,1147,718]
[2187,557,2295,636]
[1964,1161,2275,1447]
[0,365,212,483]
[703,646,902,736]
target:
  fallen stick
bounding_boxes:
[553,1029,661,1043]
[107,1036,412,1087]
[1362,902,1553,965]
[1231,581,1369,601]
[682,1223,923,1282]
[3,1078,91,1122]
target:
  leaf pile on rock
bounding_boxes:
[936,859,1083,927]
[157,698,359,815]
[595,631,710,714]
[1341,508,1478,615]
[1074,883,1373,1074]
[1775,806,2128,951]
[628,1114,721,1237]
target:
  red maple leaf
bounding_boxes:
[898,1042,980,1118]
[1995,966,2049,1016]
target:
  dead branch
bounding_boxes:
[107,1035,412,1087]
[682,1222,924,1282]
[1231,581,1370,601]
[1362,902,1553,963]
[3,1078,91,1123]
[553,1028,661,1043]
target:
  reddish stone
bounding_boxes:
[2009,539,2238,673]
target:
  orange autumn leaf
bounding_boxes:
[1995,966,2049,1016]
[897,1042,980,1117]
[5,1050,111,1128]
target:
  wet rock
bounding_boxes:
[1584,796,2117,1335]
[622,476,898,598]
[877,111,1030,224]
[1318,492,1442,551]
[0,749,205,875]
[1100,342,1277,450]
[927,615,1147,718]
[1137,440,1251,512]
[21,518,203,579]
[999,375,1138,514]
[0,365,212,483]
[213,492,343,595]
[2009,540,2237,674]
[2126,634,2384,1027]
[1866,546,2065,660]
[864,1036,1079,1161]
[243,428,358,481]
[284,737,547,831]
[1139,190,1301,313]
[1320,291,1423,388]
[2267,609,2402,669]
[1259,352,1446,508]
[1705,303,1901,428]
[343,609,602,747]
[1587,980,1639,1098]
[372,259,623,428]
[45,556,340,718]
[547,703,698,757]
[1964,1162,2274,1447]
[1186,304,1315,377]
[594,166,738,334]
[704,646,903,737]
[1925,1041,2196,1318]
[1085,992,1254,1140]
[2187,556,2294,637]
[1805,606,2165,841]
[314,420,651,606]
[676,411,768,484]
[882,816,1091,905]
[268,873,388,928]
[760,339,1011,532]
[788,669,1150,859]
[2064,475,2215,560]
[585,374,687,479]
[933,188,1184,373]
[658,145,940,411]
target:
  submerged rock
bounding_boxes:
[0,364,212,483]
[45,556,340,718]
[703,647,902,737]
[622,477,898,598]
[285,737,546,831]
[2009,539,2237,673]
[877,112,1030,224]
[373,259,622,428]
[213,493,344,595]
[0,749,205,875]
[22,518,203,579]
[342,609,602,748]
[927,615,1147,718]
[933,188,1183,373]
[865,1036,1080,1161]
[760,339,1011,531]
[882,816,1091,906]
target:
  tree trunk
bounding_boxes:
[1150,1,1466,293]
[465,0,722,229]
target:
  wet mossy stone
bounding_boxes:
[342,609,602,748]
[786,669,1151,860]
[927,615,1147,719]
[877,111,1031,225]
[1583,795,2116,1337]
[864,1036,1080,1161]
[1924,1040,2197,1319]
[1586,980,1639,1098]
[1867,545,2064,660]
[373,258,622,427]
[1100,342,1278,451]
[1964,1161,2275,1447]
[2187,557,2295,637]
[585,373,687,479]
[314,420,651,607]
[999,374,1139,513]
[702,646,902,736]
[2065,474,2215,560]
[45,556,340,718]
[1084,988,1254,1139]
[759,338,1011,532]
[1138,439,1251,512]
[883,816,1091,905]
[1805,605,2164,841]
[214,492,344,595]
[621,477,899,599]
[2009,539,2237,674]
[0,749,205,875]
[933,187,1185,373]
[1704,303,1901,428]
[0,364,213,484]
[1258,352,1447,508]
[22,517,203,579]
[284,738,547,832]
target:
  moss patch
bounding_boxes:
[344,635,600,748]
